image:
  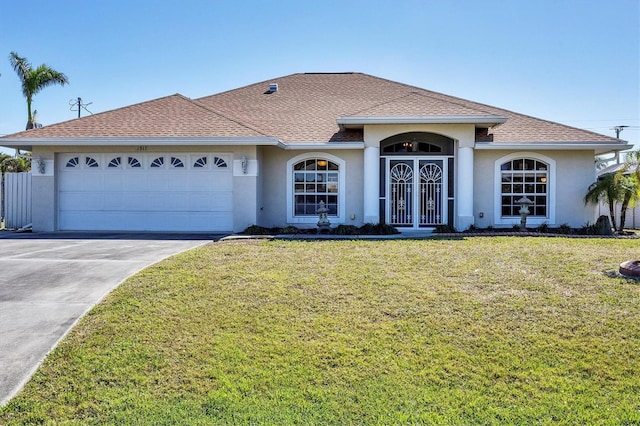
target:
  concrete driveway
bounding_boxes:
[0,232,218,405]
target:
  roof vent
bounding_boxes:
[268,83,278,93]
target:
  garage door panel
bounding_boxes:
[104,174,126,191]
[125,174,148,191]
[58,153,234,231]
[168,175,190,191]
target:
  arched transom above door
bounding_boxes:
[380,132,454,155]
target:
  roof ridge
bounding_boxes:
[195,73,303,100]
[1,93,189,138]
[184,97,272,137]
[354,73,619,141]
[347,92,417,116]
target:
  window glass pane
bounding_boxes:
[501,162,511,171]
[535,161,547,171]
[292,158,339,216]
[500,158,548,217]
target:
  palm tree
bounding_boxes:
[616,149,640,232]
[9,51,69,130]
[0,156,30,174]
[584,173,621,231]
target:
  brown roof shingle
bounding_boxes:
[3,72,620,145]
[5,94,267,139]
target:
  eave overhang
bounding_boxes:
[0,136,365,151]
[0,136,282,151]
[475,141,633,155]
[337,115,508,130]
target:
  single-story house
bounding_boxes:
[0,72,632,233]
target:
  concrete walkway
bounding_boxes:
[0,233,218,406]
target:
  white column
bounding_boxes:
[457,146,474,231]
[363,146,380,224]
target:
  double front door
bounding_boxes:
[387,158,447,228]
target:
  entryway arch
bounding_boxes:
[380,132,455,229]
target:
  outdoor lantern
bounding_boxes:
[517,196,534,230]
[316,200,331,233]
[241,156,248,174]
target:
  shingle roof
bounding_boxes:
[3,72,620,145]
[4,94,267,139]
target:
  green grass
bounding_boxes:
[2,238,640,425]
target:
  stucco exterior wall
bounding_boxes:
[259,146,364,229]
[474,150,596,228]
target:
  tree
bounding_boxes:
[584,172,621,231]
[9,51,69,130]
[616,149,640,232]
[0,156,31,174]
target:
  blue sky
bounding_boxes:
[1,0,638,155]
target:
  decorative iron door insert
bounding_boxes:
[389,160,414,227]
[419,160,443,226]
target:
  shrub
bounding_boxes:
[333,225,360,235]
[434,224,456,233]
[359,223,400,235]
[537,222,549,233]
[557,223,572,234]
[280,226,301,234]
[241,225,276,235]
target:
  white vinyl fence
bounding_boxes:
[2,172,32,229]
[596,200,640,230]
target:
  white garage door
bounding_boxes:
[58,153,233,231]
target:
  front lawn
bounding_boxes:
[2,238,639,425]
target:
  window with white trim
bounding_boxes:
[500,158,548,217]
[293,158,339,216]
[286,153,345,224]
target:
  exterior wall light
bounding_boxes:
[36,157,46,174]
[241,156,248,174]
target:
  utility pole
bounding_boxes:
[612,125,629,139]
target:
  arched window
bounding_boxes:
[286,153,345,224]
[500,158,548,217]
[494,153,556,225]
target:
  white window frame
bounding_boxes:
[286,152,346,225]
[493,152,556,226]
